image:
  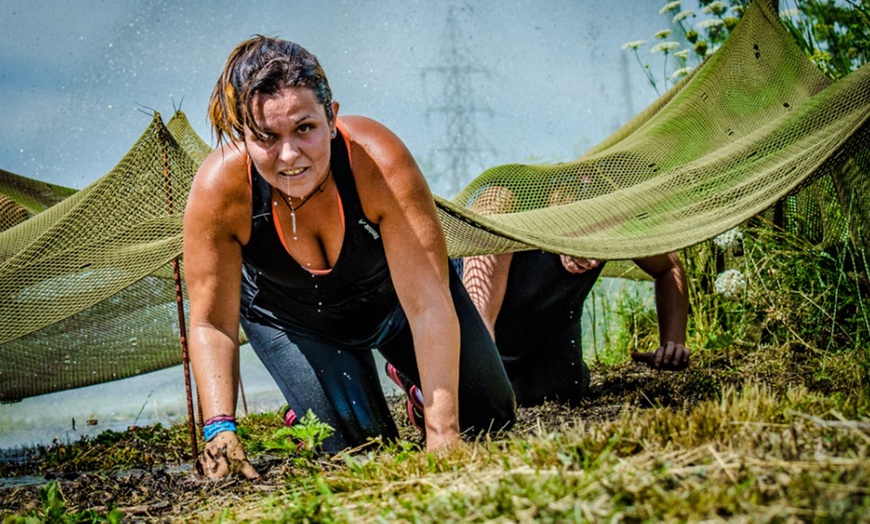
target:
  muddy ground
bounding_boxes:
[0,359,735,520]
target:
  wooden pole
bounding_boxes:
[158,113,199,464]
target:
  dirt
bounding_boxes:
[0,360,724,521]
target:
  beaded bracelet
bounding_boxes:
[203,417,237,442]
[204,414,236,426]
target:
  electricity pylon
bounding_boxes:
[423,5,494,197]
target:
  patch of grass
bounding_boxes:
[2,480,125,523]
[205,383,869,523]
[2,335,868,522]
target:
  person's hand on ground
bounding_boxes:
[199,431,260,480]
[631,341,690,371]
[425,427,462,454]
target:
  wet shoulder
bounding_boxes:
[190,144,250,206]
[339,116,425,217]
[186,142,252,241]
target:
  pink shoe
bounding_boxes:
[385,363,425,434]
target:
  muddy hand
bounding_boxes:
[631,342,690,371]
[199,431,260,480]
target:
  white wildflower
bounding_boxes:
[671,67,692,79]
[715,269,747,300]
[621,40,647,50]
[697,18,725,29]
[675,49,690,60]
[654,29,673,40]
[659,1,682,15]
[713,227,744,250]
[651,41,681,53]
[673,10,694,23]
[701,1,728,15]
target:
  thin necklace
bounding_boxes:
[276,170,332,239]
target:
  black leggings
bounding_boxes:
[240,267,516,452]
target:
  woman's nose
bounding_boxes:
[278,138,299,163]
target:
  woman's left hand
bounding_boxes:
[425,427,462,453]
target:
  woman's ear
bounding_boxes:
[330,101,341,137]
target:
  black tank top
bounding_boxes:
[239,126,400,346]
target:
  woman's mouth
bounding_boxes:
[279,167,306,177]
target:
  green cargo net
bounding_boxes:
[436,0,868,261]
[0,0,867,402]
[0,112,208,402]
[0,170,76,234]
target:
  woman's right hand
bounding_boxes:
[199,431,260,480]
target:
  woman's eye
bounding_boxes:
[297,124,313,134]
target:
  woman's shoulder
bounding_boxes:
[339,116,408,158]
[192,143,249,195]
[339,116,429,221]
[339,115,389,136]
[187,142,251,225]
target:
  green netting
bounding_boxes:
[0,113,201,402]
[1,0,868,402]
[0,169,76,234]
[436,0,869,261]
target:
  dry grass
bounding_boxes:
[204,383,870,523]
[1,341,869,522]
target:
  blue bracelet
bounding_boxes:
[204,419,237,442]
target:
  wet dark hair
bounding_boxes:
[208,35,334,146]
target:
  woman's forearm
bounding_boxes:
[407,305,461,448]
[654,262,688,346]
[189,324,241,420]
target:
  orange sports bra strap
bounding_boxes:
[246,150,253,187]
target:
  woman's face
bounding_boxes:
[244,86,338,199]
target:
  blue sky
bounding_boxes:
[1,0,667,197]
